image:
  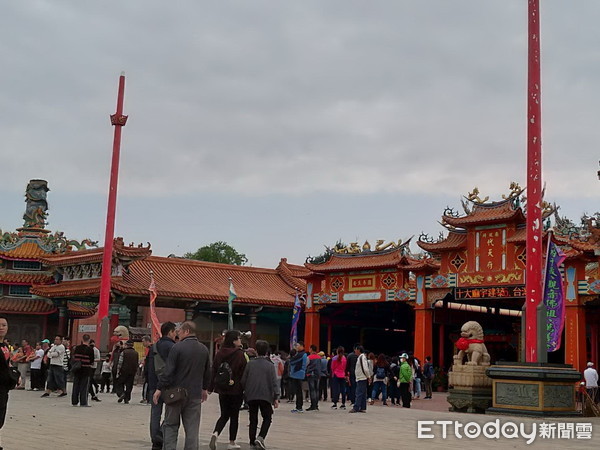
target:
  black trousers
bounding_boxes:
[213,393,244,441]
[248,400,273,444]
[120,373,135,402]
[319,376,328,400]
[289,378,303,410]
[399,382,411,408]
[30,368,43,390]
[0,389,8,429]
[100,372,111,391]
[72,372,90,406]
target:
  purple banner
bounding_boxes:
[544,241,567,352]
[290,292,302,350]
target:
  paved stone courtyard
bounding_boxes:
[2,384,599,449]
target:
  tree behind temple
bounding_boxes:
[184,241,248,265]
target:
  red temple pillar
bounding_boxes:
[565,304,586,372]
[590,321,598,365]
[57,304,68,337]
[414,308,433,361]
[304,310,320,350]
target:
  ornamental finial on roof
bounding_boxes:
[502,181,525,201]
[20,179,50,232]
[465,187,489,204]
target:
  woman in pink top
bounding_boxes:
[330,346,347,409]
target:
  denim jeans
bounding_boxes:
[353,380,368,412]
[371,380,387,402]
[413,377,422,398]
[148,388,164,449]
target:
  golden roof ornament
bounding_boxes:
[465,187,489,204]
[502,182,525,200]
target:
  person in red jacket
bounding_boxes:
[209,330,247,450]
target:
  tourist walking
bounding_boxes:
[330,346,347,410]
[318,351,328,401]
[288,342,308,413]
[41,335,66,398]
[61,337,70,395]
[423,356,434,399]
[147,322,177,450]
[27,342,44,390]
[154,321,211,450]
[88,340,102,402]
[398,353,412,408]
[241,340,280,449]
[117,340,139,404]
[584,361,599,403]
[388,357,401,405]
[100,357,112,393]
[306,345,321,411]
[16,340,32,390]
[71,334,95,407]
[370,354,390,405]
[349,346,371,413]
[209,330,247,450]
[346,344,359,405]
[0,316,17,448]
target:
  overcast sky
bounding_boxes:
[1,1,599,268]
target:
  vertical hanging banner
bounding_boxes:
[544,241,566,352]
[148,272,161,342]
[228,278,236,330]
[290,291,302,349]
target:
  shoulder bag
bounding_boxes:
[162,387,188,405]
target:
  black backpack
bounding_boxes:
[215,349,241,390]
[153,344,166,378]
[215,360,234,389]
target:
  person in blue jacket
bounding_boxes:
[288,342,308,413]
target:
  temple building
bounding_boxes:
[301,184,600,372]
[0,180,96,344]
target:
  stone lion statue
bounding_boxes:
[453,321,490,366]
[113,325,130,340]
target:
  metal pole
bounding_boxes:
[525,0,543,362]
[97,73,128,346]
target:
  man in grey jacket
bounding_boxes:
[241,340,280,449]
[153,321,210,450]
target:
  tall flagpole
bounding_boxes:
[97,73,128,347]
[525,0,543,363]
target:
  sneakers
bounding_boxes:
[118,395,125,403]
[92,397,101,402]
[58,393,67,397]
[290,409,303,413]
[209,431,218,450]
[40,393,50,398]
[331,404,337,409]
[305,407,318,411]
[227,444,241,449]
[340,404,346,410]
[255,436,266,450]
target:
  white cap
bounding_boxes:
[587,362,594,367]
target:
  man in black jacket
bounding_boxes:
[0,315,14,449]
[147,322,177,450]
[154,321,210,450]
[71,334,95,407]
[117,340,139,404]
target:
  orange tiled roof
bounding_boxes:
[442,200,525,228]
[304,248,438,273]
[32,256,304,308]
[67,301,96,318]
[417,232,467,253]
[276,259,309,290]
[0,272,53,285]
[38,237,151,266]
[0,297,56,315]
[553,233,599,253]
[0,241,53,260]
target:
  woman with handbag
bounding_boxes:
[209,330,248,450]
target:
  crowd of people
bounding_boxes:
[277,342,435,413]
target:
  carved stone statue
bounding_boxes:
[22,179,49,229]
[453,320,491,366]
[447,320,492,414]
[113,325,130,341]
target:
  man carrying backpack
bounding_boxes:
[147,322,177,450]
[422,356,434,400]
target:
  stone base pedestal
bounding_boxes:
[448,387,493,413]
[447,364,492,413]
[486,362,581,417]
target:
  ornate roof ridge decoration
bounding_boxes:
[0,228,98,260]
[276,258,310,290]
[417,231,467,253]
[306,237,413,266]
[38,237,149,266]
